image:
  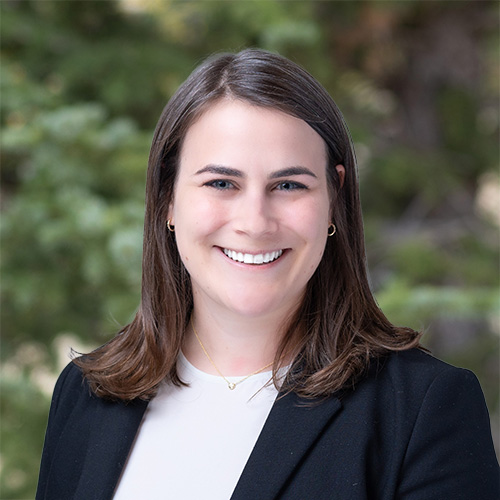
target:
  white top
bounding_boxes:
[113,353,279,500]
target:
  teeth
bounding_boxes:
[223,248,283,265]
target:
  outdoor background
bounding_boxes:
[1,1,499,498]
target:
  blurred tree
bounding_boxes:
[1,0,498,497]
[2,98,148,349]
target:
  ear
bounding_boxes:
[166,204,174,225]
[167,197,175,218]
[335,164,345,188]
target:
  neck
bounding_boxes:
[183,303,290,377]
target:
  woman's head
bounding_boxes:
[143,49,364,323]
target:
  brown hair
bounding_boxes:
[75,49,421,401]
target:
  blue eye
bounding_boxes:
[206,179,234,190]
[276,181,307,191]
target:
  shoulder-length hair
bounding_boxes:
[75,49,421,401]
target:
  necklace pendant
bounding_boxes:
[228,382,236,390]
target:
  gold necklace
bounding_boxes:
[190,318,274,390]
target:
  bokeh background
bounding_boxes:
[1,1,499,498]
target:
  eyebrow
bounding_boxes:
[269,166,317,179]
[195,165,243,177]
[194,164,317,179]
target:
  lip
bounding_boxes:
[218,247,286,265]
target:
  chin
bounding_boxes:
[224,299,277,318]
[221,290,302,320]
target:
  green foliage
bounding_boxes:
[390,239,449,285]
[2,101,147,350]
[1,0,192,127]
[377,279,499,329]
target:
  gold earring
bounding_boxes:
[328,223,336,237]
[167,219,175,232]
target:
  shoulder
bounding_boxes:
[45,361,91,430]
[42,360,147,457]
[53,360,88,401]
[369,347,479,396]
[338,349,499,497]
[382,347,460,374]
[355,348,489,418]
[379,350,499,497]
[46,359,132,431]
[54,359,86,394]
[377,346,492,420]
[340,348,493,447]
[377,346,459,377]
[49,360,147,414]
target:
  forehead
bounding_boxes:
[178,99,328,173]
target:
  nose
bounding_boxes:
[233,189,278,237]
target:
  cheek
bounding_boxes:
[284,198,330,240]
[173,194,226,231]
[172,197,228,266]
[286,198,329,275]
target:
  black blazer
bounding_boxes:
[36,349,499,500]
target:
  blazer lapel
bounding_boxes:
[73,396,148,500]
[231,391,342,500]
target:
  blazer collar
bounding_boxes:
[231,390,342,500]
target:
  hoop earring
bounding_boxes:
[167,219,175,233]
[328,223,336,237]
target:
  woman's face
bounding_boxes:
[169,99,338,321]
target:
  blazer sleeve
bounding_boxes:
[397,366,499,499]
[36,361,84,500]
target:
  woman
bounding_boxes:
[36,49,499,500]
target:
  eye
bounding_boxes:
[275,181,307,191]
[205,179,235,190]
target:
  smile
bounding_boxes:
[223,248,284,265]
